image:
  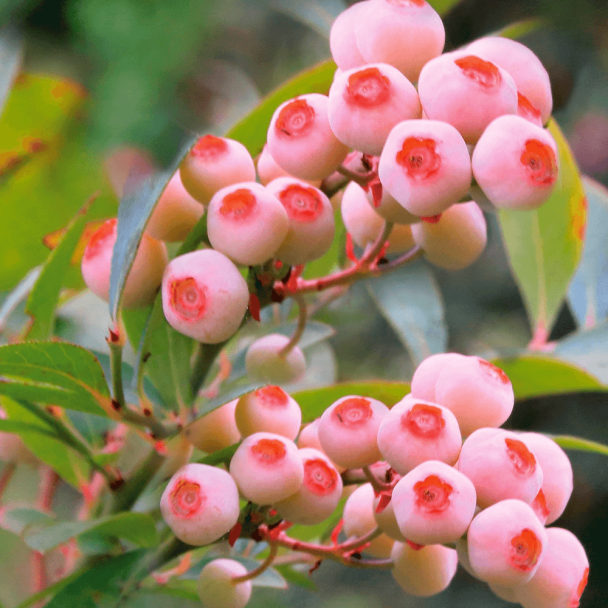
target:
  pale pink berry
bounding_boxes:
[373,489,407,542]
[341,182,416,254]
[378,398,461,475]
[467,499,548,586]
[411,201,487,270]
[434,355,515,437]
[160,463,240,546]
[456,537,480,579]
[472,114,559,210]
[329,2,368,71]
[81,218,168,309]
[297,419,323,452]
[418,52,518,143]
[328,63,421,156]
[257,145,322,187]
[391,541,458,597]
[353,0,445,83]
[267,94,349,181]
[180,135,256,205]
[197,559,252,608]
[229,432,303,504]
[318,395,389,469]
[235,385,302,441]
[489,583,519,604]
[392,460,476,545]
[266,177,335,265]
[458,430,543,508]
[364,181,419,225]
[146,172,205,242]
[514,527,589,608]
[378,119,472,216]
[343,483,395,557]
[410,353,467,402]
[520,432,573,525]
[245,334,306,385]
[274,448,343,525]
[184,399,241,453]
[207,182,289,266]
[161,249,249,344]
[465,37,553,125]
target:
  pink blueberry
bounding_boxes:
[197,559,252,608]
[184,399,241,453]
[329,2,368,70]
[245,334,306,385]
[410,353,467,402]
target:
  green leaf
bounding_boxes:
[25,512,159,553]
[550,435,608,457]
[366,260,447,366]
[16,569,84,608]
[303,208,345,279]
[428,0,462,14]
[227,59,336,156]
[293,381,410,422]
[266,0,343,38]
[0,266,41,334]
[568,177,608,328]
[24,197,94,340]
[0,419,57,440]
[109,135,197,320]
[0,26,24,117]
[2,507,56,537]
[498,119,586,340]
[494,18,543,39]
[0,342,112,416]
[197,443,239,466]
[554,322,608,384]
[275,564,317,590]
[138,580,199,602]
[491,355,605,399]
[44,550,148,608]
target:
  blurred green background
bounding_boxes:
[1,0,608,606]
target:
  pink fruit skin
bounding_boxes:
[184,399,240,453]
[472,114,559,210]
[418,51,518,143]
[410,353,467,402]
[329,2,368,70]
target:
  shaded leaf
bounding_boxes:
[492,355,605,399]
[267,0,343,38]
[494,18,543,39]
[550,435,608,457]
[366,260,447,366]
[0,419,58,440]
[498,119,586,340]
[0,266,41,335]
[568,176,608,328]
[0,342,112,416]
[0,26,24,118]
[293,381,410,422]
[1,507,55,537]
[138,581,198,602]
[275,564,317,590]
[197,442,239,466]
[554,322,608,384]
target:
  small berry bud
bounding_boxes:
[197,559,252,608]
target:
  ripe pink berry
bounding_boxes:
[514,527,589,608]
[472,114,559,210]
[418,52,518,143]
[160,463,240,546]
[411,201,488,270]
[465,36,553,125]
[341,182,416,254]
[364,180,419,224]
[353,0,445,83]
[179,135,256,205]
[207,182,289,266]
[267,94,349,181]
[229,432,303,504]
[328,63,421,156]
[81,218,168,309]
[245,334,306,385]
[391,541,458,597]
[434,356,515,437]
[235,385,302,441]
[343,483,395,557]
[377,399,462,475]
[197,559,252,608]
[318,395,389,469]
[378,119,472,216]
[266,177,335,265]
[458,430,543,508]
[274,447,343,525]
[519,432,573,525]
[297,419,323,451]
[373,488,407,542]
[329,1,368,71]
[410,353,467,402]
[392,460,476,545]
[145,172,205,242]
[161,249,249,344]
[184,399,241,453]
[467,499,548,586]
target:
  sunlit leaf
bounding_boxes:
[554,322,608,384]
[550,435,608,457]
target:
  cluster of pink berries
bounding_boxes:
[161,354,588,608]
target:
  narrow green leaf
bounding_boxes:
[109,135,197,320]
[293,381,410,422]
[197,443,239,466]
[428,0,462,14]
[568,177,608,328]
[138,580,199,601]
[227,59,336,156]
[0,342,112,416]
[550,435,608,457]
[554,322,608,384]
[0,26,24,117]
[25,512,159,553]
[0,419,57,439]
[492,355,605,399]
[2,507,56,537]
[25,197,94,340]
[366,260,447,366]
[494,18,543,39]
[498,119,586,339]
